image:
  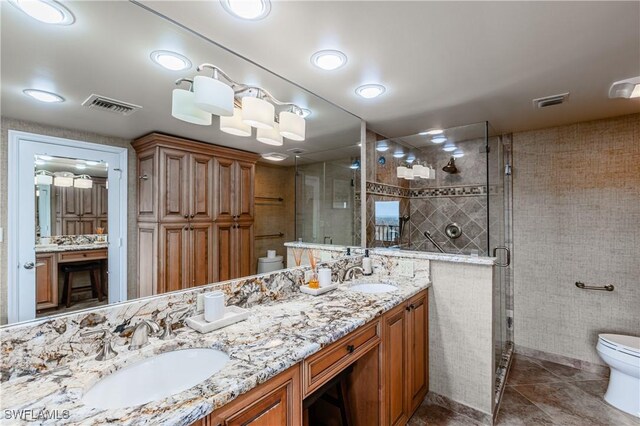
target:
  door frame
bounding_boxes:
[7,130,128,324]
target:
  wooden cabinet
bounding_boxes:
[133,133,258,295]
[35,253,57,310]
[192,366,301,426]
[382,290,429,425]
[56,178,108,235]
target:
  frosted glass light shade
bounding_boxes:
[220,107,251,137]
[74,176,93,189]
[193,75,234,116]
[35,173,53,185]
[242,97,275,129]
[404,168,415,180]
[172,89,212,126]
[413,165,427,179]
[256,122,283,146]
[429,167,436,179]
[397,166,408,179]
[53,172,74,187]
[279,111,305,141]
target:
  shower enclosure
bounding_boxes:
[366,122,513,401]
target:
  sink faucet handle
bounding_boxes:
[159,307,193,340]
[128,319,161,350]
[81,328,118,361]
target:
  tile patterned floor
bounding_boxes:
[408,354,640,425]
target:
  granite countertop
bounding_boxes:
[35,243,109,254]
[1,276,430,425]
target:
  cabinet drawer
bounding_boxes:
[303,319,380,396]
[58,249,108,263]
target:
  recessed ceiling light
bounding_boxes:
[452,150,464,158]
[443,143,457,152]
[376,141,389,152]
[221,0,271,20]
[420,129,443,136]
[10,0,75,25]
[150,50,192,71]
[393,150,405,159]
[261,152,288,161]
[406,154,416,163]
[23,89,64,103]
[355,84,386,99]
[75,164,87,170]
[300,108,312,118]
[431,136,447,144]
[311,50,347,71]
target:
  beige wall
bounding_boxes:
[254,163,295,271]
[0,117,138,324]
[513,113,640,365]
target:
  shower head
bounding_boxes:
[442,157,458,174]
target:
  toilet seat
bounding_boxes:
[599,334,640,358]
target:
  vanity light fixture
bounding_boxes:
[34,170,53,185]
[220,0,271,20]
[256,122,283,146]
[172,78,212,125]
[355,84,386,99]
[53,171,74,187]
[242,95,275,129]
[311,50,348,71]
[397,166,408,178]
[420,129,444,136]
[23,89,64,103]
[300,108,312,119]
[85,160,99,166]
[73,175,93,189]
[261,152,288,162]
[609,76,640,99]
[431,136,446,144]
[39,154,53,160]
[9,0,75,25]
[376,141,389,152]
[75,164,86,170]
[34,158,46,166]
[193,67,235,116]
[150,50,192,71]
[279,109,306,141]
[220,107,252,137]
[452,149,464,159]
[443,142,457,152]
[397,164,435,180]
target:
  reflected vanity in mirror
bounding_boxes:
[1,1,362,325]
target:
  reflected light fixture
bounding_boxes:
[35,170,53,185]
[23,89,64,103]
[609,76,640,99]
[172,78,212,126]
[74,175,93,189]
[221,0,271,20]
[39,155,53,160]
[85,160,99,166]
[311,50,348,71]
[443,142,457,152]
[150,50,191,71]
[393,150,405,159]
[376,141,389,152]
[261,152,288,162]
[35,158,46,166]
[350,159,361,170]
[53,171,74,187]
[242,95,275,129]
[453,149,464,159]
[10,0,75,25]
[220,107,252,137]
[279,110,306,141]
[406,154,416,163]
[420,129,444,136]
[75,164,86,170]
[355,84,386,99]
[397,166,408,178]
[300,108,312,118]
[257,122,283,146]
[431,136,446,144]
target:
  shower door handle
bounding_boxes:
[492,247,510,267]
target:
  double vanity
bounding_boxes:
[1,248,497,425]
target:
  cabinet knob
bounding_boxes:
[406,306,411,312]
[346,344,355,353]
[184,214,189,219]
[138,174,149,180]
[190,214,195,219]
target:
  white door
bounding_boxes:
[8,131,128,324]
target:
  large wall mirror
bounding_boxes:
[0,1,362,324]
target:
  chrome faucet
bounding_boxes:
[128,319,160,350]
[340,266,365,283]
[81,328,118,361]
[159,307,192,340]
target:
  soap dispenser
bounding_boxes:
[363,249,373,275]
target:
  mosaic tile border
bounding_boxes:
[365,181,501,199]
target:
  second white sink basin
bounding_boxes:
[348,282,398,294]
[82,348,229,409]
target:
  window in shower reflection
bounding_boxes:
[374,201,399,243]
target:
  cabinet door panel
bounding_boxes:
[190,154,214,222]
[235,161,254,221]
[137,223,157,298]
[215,223,234,282]
[159,148,189,222]
[190,223,214,287]
[384,305,408,426]
[35,253,57,310]
[408,292,429,413]
[62,187,79,217]
[225,385,288,426]
[235,222,254,278]
[213,158,235,222]
[137,150,157,221]
[78,187,96,217]
[96,178,108,217]
[159,224,188,294]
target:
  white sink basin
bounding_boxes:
[82,348,229,409]
[348,283,398,294]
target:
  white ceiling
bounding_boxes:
[0,1,361,166]
[141,0,640,137]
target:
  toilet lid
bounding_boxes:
[599,334,640,355]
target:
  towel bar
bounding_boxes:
[575,281,614,292]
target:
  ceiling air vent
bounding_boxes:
[82,94,142,116]
[532,93,569,109]
[287,148,306,155]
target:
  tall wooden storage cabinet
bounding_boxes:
[132,133,258,297]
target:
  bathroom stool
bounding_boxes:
[60,262,104,308]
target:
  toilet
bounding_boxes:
[257,255,284,274]
[596,333,640,418]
